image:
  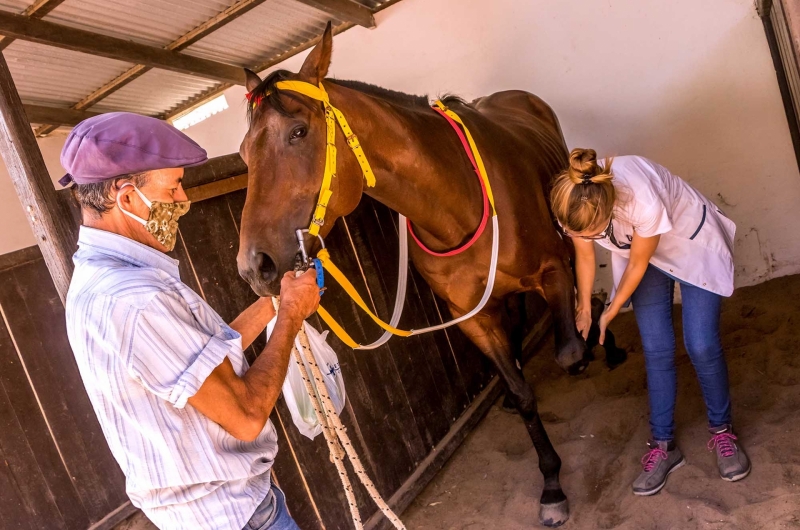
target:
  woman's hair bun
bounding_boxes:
[569,148,598,175]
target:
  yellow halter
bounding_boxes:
[270,80,497,349]
[274,81,376,236]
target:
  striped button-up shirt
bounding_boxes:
[65,226,278,529]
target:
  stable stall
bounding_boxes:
[2,0,800,529]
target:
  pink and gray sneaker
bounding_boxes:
[708,425,750,482]
[632,440,686,496]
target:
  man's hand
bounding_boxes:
[187,269,320,442]
[279,269,321,321]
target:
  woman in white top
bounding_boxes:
[550,148,750,496]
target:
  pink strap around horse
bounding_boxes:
[407,106,491,257]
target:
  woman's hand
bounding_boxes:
[598,306,618,345]
[576,308,592,341]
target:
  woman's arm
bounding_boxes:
[573,237,596,339]
[600,233,660,342]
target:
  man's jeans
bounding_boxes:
[245,485,300,530]
[631,265,733,441]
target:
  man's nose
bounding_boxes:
[176,184,189,202]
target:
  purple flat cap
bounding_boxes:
[59,112,207,186]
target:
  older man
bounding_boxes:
[62,113,320,530]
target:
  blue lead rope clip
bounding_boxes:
[312,258,325,295]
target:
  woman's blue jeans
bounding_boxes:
[630,265,732,441]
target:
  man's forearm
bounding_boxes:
[241,309,303,425]
[230,297,276,349]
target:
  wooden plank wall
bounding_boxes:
[0,189,547,529]
[0,249,128,530]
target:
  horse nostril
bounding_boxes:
[255,252,278,283]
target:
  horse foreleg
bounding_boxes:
[587,296,627,369]
[539,261,589,374]
[455,306,569,527]
[501,294,527,412]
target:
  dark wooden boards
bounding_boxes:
[183,153,248,189]
[0,255,127,528]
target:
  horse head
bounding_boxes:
[237,23,365,296]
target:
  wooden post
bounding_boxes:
[0,51,74,303]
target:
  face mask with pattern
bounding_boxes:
[116,182,190,251]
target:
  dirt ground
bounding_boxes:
[403,275,800,530]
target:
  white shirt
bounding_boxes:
[593,156,737,298]
[65,226,278,530]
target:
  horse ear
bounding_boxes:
[245,68,262,93]
[298,21,333,84]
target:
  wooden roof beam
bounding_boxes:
[0,10,247,85]
[23,104,101,126]
[0,0,67,52]
[293,0,376,28]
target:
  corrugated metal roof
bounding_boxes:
[44,0,233,48]
[0,0,33,14]
[184,0,342,68]
[90,69,220,116]
[0,0,400,129]
[4,40,135,108]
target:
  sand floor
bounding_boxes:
[403,275,800,530]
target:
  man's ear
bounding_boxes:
[298,21,333,85]
[113,179,139,210]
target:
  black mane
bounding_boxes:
[246,71,467,122]
[328,79,429,108]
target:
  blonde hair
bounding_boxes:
[550,148,616,233]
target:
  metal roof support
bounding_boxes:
[33,0,269,136]
[0,10,247,85]
[294,0,376,28]
[0,51,74,303]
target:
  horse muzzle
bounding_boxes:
[237,248,283,297]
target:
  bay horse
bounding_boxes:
[237,24,602,527]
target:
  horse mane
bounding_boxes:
[246,70,469,122]
[328,79,429,108]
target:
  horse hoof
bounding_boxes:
[605,347,627,370]
[539,499,569,528]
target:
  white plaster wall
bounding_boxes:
[0,0,797,293]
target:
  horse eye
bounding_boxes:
[290,126,307,140]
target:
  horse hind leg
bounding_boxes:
[455,305,569,527]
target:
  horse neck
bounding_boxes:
[327,83,485,250]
